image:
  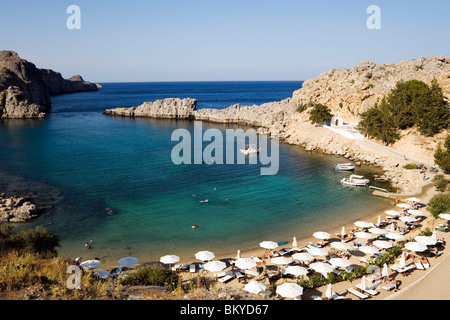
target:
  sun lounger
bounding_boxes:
[347,288,369,300]
[241,269,259,277]
[218,274,235,283]
[367,273,383,282]
[390,264,415,273]
[382,283,396,291]
[234,271,244,282]
[420,257,430,269]
[414,259,424,270]
[189,264,196,273]
[355,284,379,296]
[214,270,233,280]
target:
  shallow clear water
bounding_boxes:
[0,82,391,264]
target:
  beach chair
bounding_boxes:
[420,257,430,269]
[234,271,244,282]
[355,284,379,296]
[382,283,396,291]
[218,274,235,283]
[414,259,424,270]
[367,272,382,282]
[214,270,233,280]
[347,288,369,300]
[189,264,196,273]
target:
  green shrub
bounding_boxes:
[433,174,449,192]
[427,192,450,219]
[120,265,180,290]
[403,163,418,170]
[0,225,60,256]
[296,104,308,113]
[434,135,450,171]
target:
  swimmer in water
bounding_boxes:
[192,225,199,229]
[200,199,208,203]
[192,194,198,197]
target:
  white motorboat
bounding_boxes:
[341,174,369,187]
[240,146,260,155]
[334,163,355,171]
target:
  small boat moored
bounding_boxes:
[341,174,369,187]
[334,163,355,171]
[240,145,261,155]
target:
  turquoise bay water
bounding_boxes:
[0,82,391,264]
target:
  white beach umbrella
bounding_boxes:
[341,226,346,237]
[93,270,110,279]
[80,259,101,269]
[360,275,368,290]
[438,213,450,221]
[359,246,380,255]
[386,210,401,216]
[259,241,278,250]
[118,257,139,267]
[204,261,227,272]
[235,258,257,270]
[373,240,393,250]
[398,253,407,267]
[407,209,423,216]
[160,255,180,265]
[432,230,437,241]
[405,242,428,252]
[396,203,411,209]
[307,247,329,256]
[195,251,215,261]
[399,216,418,223]
[313,231,331,240]
[385,232,405,241]
[389,223,397,232]
[284,265,308,277]
[329,258,351,268]
[292,237,298,247]
[415,236,437,246]
[276,282,303,299]
[292,252,314,262]
[244,281,266,294]
[271,257,293,265]
[406,197,421,202]
[377,215,381,226]
[355,231,374,239]
[354,221,374,228]
[381,263,389,278]
[368,227,386,235]
[310,262,334,276]
[325,284,335,300]
[236,250,241,259]
[330,241,352,251]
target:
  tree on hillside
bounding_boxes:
[309,103,333,125]
[434,134,450,171]
[416,79,449,136]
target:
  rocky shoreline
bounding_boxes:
[0,193,40,223]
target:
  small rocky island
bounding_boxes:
[0,50,100,119]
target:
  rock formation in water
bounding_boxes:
[0,193,39,223]
[0,50,100,119]
[104,98,198,119]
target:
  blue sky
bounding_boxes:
[0,0,449,82]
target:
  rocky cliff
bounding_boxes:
[0,50,100,119]
[0,51,51,119]
[39,69,100,95]
[292,56,450,123]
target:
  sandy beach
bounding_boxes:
[169,169,450,300]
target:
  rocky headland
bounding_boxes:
[103,56,450,195]
[0,50,100,119]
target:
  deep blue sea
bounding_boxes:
[0,82,391,264]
